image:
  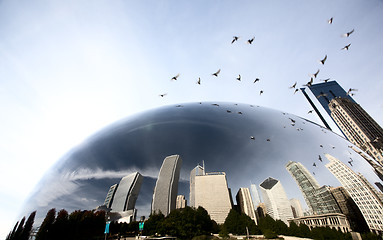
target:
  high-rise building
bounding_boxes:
[325,154,383,234]
[152,155,183,216]
[329,97,383,164]
[286,161,340,215]
[250,184,261,208]
[190,164,205,208]
[236,187,257,223]
[111,172,143,212]
[176,195,187,209]
[104,184,118,209]
[329,186,369,233]
[259,177,294,224]
[289,198,304,218]
[194,171,232,224]
[350,146,383,181]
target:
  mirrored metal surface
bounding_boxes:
[22,102,383,232]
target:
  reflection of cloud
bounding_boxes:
[35,167,161,207]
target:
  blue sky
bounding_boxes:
[1,0,383,237]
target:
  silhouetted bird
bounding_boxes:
[227,110,232,113]
[176,105,183,107]
[236,74,241,81]
[303,77,314,87]
[318,155,323,162]
[289,82,297,89]
[266,139,270,142]
[328,17,333,24]
[312,69,320,78]
[197,78,201,85]
[212,103,220,106]
[247,37,255,44]
[342,29,354,37]
[307,110,313,114]
[250,136,255,140]
[289,118,296,123]
[159,93,167,97]
[320,55,327,65]
[294,89,299,94]
[347,88,358,95]
[238,111,243,115]
[171,74,180,81]
[348,161,353,166]
[321,78,330,83]
[212,69,221,77]
[313,172,316,175]
[320,144,323,148]
[254,78,260,83]
[313,163,317,167]
[231,36,239,44]
[341,43,351,50]
[260,90,264,95]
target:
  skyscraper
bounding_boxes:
[194,171,232,224]
[329,97,383,164]
[190,164,205,208]
[111,172,143,212]
[289,198,304,218]
[236,187,257,223]
[176,195,187,209]
[250,184,261,208]
[259,177,294,224]
[325,154,383,234]
[152,155,183,216]
[286,161,340,215]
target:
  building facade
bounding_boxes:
[286,161,340,215]
[110,172,143,212]
[250,184,261,208]
[259,177,294,224]
[329,97,383,164]
[290,198,304,218]
[152,155,183,216]
[236,187,257,223]
[104,184,118,209]
[176,195,187,209]
[194,172,232,224]
[289,213,351,233]
[190,164,205,208]
[325,154,383,234]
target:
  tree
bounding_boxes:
[20,211,36,240]
[222,209,260,235]
[36,208,56,240]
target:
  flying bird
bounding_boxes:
[348,161,353,166]
[212,103,220,106]
[294,89,299,94]
[307,110,313,114]
[312,69,320,78]
[171,73,180,81]
[227,110,232,113]
[303,77,314,87]
[342,29,354,37]
[176,105,183,108]
[254,78,260,83]
[289,118,296,123]
[320,144,323,148]
[318,155,323,162]
[341,43,351,50]
[236,74,241,81]
[197,77,201,85]
[289,82,297,89]
[313,163,317,167]
[328,17,333,24]
[313,172,316,175]
[247,37,255,44]
[347,88,358,95]
[266,139,270,142]
[231,36,239,44]
[159,93,167,97]
[250,136,255,140]
[319,55,327,65]
[212,69,221,77]
[321,78,330,83]
[260,90,264,95]
[238,111,243,115]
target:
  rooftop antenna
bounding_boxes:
[202,160,206,175]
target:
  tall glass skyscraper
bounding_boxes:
[190,164,205,208]
[152,155,183,216]
[259,177,293,224]
[111,172,143,212]
[250,183,261,208]
[236,187,257,223]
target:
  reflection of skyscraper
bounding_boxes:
[329,97,383,164]
[194,171,232,224]
[329,186,369,233]
[286,161,340,215]
[236,188,257,223]
[289,198,304,218]
[104,184,118,209]
[152,155,182,216]
[110,172,143,212]
[176,195,186,209]
[250,184,261,208]
[190,164,204,208]
[259,177,293,224]
[325,154,383,234]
